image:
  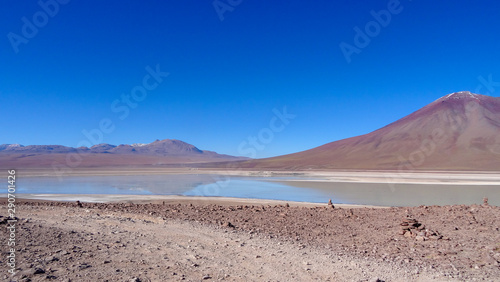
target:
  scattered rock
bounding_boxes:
[45,256,59,263]
[78,263,91,270]
[415,235,425,241]
[8,199,499,281]
[483,197,489,206]
[0,216,18,224]
[222,222,235,228]
[76,200,83,208]
[399,217,442,240]
[33,267,45,275]
[328,199,335,209]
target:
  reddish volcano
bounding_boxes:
[243,92,500,171]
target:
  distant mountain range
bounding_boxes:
[0,139,247,167]
[238,91,500,171]
[2,92,500,171]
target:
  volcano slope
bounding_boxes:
[241,92,500,171]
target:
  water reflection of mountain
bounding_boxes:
[18,174,220,195]
[109,174,219,195]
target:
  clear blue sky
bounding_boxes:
[1,0,499,158]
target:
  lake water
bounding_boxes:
[17,174,499,207]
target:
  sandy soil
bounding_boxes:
[1,199,498,282]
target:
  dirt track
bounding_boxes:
[1,200,499,281]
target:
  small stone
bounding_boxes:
[403,218,417,223]
[202,275,212,280]
[222,222,235,228]
[45,256,59,263]
[33,268,45,275]
[78,264,91,270]
[483,197,489,206]
[327,199,335,209]
[415,235,426,241]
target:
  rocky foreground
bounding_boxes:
[1,200,499,281]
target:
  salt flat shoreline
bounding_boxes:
[13,167,500,185]
[7,194,386,209]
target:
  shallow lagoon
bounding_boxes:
[17,174,499,206]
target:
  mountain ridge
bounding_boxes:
[0,139,247,168]
[0,139,228,156]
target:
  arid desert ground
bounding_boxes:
[2,195,499,281]
[2,168,499,281]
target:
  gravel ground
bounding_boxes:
[1,200,499,281]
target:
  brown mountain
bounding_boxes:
[240,91,500,171]
[0,139,246,168]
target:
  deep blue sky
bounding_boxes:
[1,0,499,158]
